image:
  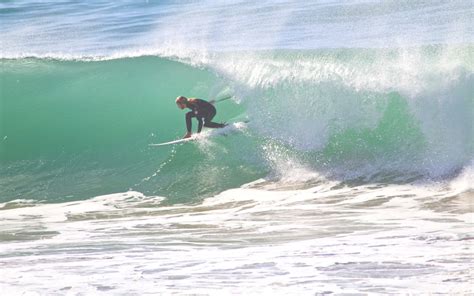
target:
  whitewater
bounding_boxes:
[1,1,473,295]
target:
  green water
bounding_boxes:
[1,48,472,203]
[0,57,259,202]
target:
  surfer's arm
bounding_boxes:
[185,111,193,133]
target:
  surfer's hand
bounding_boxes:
[183,132,192,139]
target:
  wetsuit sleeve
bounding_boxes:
[186,111,193,132]
[197,117,203,133]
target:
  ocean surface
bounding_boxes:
[1,1,473,294]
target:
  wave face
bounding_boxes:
[1,45,473,203]
[0,57,255,202]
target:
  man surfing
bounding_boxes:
[175,96,226,138]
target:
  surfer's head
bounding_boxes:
[176,96,188,109]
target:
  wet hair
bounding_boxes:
[175,96,188,104]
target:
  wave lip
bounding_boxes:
[210,46,473,179]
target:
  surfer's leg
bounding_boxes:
[204,121,226,128]
[203,109,226,128]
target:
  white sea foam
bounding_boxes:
[0,180,472,294]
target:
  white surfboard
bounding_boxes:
[148,137,196,147]
[149,121,248,147]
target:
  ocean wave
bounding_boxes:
[1,46,472,202]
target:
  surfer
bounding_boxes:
[175,96,226,138]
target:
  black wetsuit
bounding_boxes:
[185,99,225,133]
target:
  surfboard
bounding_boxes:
[149,121,248,147]
[148,137,196,147]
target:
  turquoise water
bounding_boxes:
[2,47,472,203]
[1,1,473,294]
[1,57,257,202]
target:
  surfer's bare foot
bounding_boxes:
[183,132,192,139]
